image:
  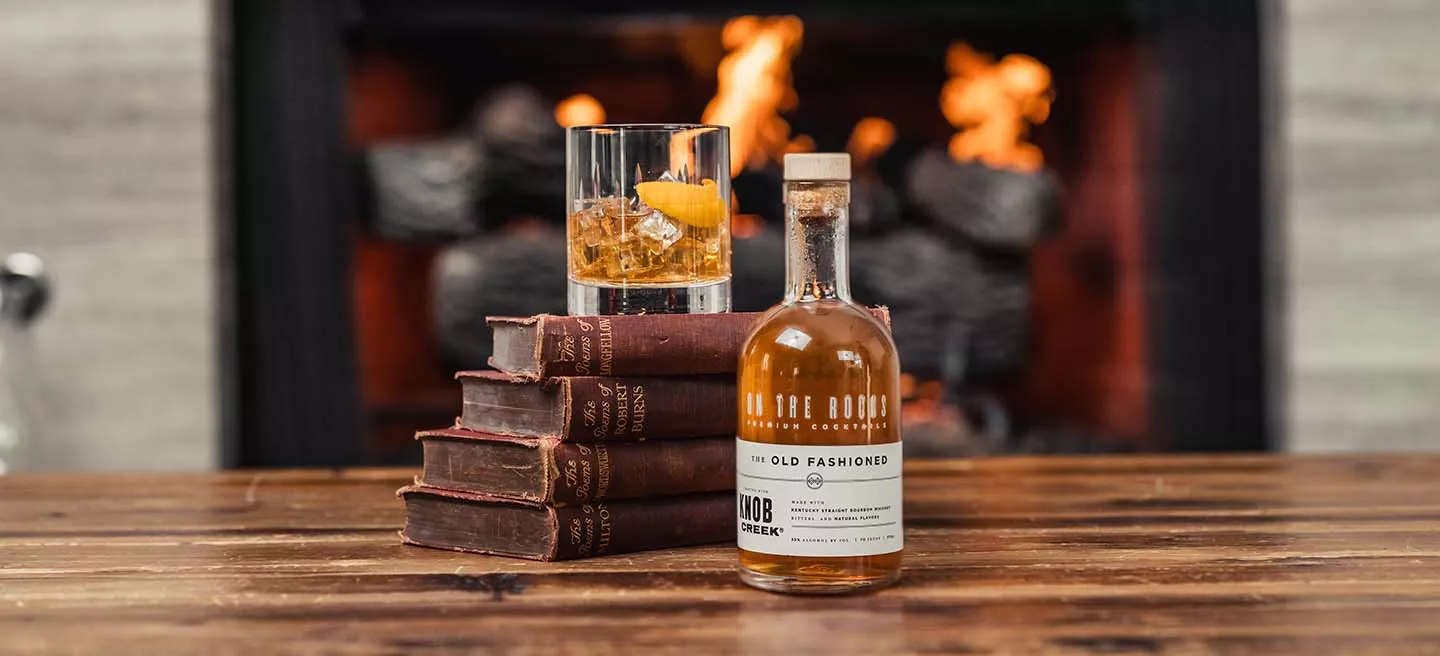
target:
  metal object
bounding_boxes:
[0,252,49,474]
[0,252,48,324]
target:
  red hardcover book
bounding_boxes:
[488,307,890,379]
[416,428,734,505]
[456,370,735,441]
[399,485,734,561]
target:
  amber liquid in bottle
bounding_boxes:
[737,159,903,594]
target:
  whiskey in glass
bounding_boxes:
[566,124,732,315]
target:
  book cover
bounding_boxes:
[398,485,735,561]
[488,307,890,379]
[417,428,734,505]
[457,370,735,441]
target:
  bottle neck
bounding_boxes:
[783,181,851,303]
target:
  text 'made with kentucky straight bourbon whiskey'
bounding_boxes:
[736,153,904,594]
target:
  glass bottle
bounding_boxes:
[736,153,903,594]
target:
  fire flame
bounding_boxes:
[702,15,806,176]
[940,42,1052,172]
[847,117,896,167]
[554,93,606,128]
[732,213,762,239]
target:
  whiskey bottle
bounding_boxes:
[736,153,903,594]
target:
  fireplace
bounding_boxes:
[223,1,1273,466]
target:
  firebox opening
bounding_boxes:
[345,15,1148,459]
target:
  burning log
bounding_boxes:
[905,148,1061,252]
[470,85,567,228]
[844,117,904,235]
[964,254,1032,381]
[849,173,902,235]
[432,227,567,370]
[362,136,481,242]
[851,229,981,383]
[362,84,568,241]
[850,229,1034,383]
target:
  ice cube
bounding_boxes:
[590,197,625,217]
[577,213,607,247]
[665,237,701,274]
[631,210,684,254]
[607,239,663,277]
[585,198,630,237]
[573,204,610,247]
[628,195,652,218]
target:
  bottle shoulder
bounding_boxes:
[741,300,898,361]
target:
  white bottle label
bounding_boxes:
[736,439,903,557]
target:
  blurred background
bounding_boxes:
[0,0,1435,471]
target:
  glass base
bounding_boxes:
[738,567,900,595]
[567,278,731,315]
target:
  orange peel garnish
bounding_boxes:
[633,179,728,228]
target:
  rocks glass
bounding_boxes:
[566,124,732,315]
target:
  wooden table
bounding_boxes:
[3,455,1440,654]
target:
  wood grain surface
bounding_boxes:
[3,456,1440,654]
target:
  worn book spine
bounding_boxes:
[398,485,735,561]
[488,307,890,379]
[417,429,735,505]
[543,437,734,505]
[457,371,736,441]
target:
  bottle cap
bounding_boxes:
[784,153,851,181]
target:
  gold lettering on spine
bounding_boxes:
[630,384,646,434]
[577,505,597,557]
[574,318,594,374]
[614,382,630,434]
[595,504,613,554]
[597,318,614,376]
[595,382,614,440]
[577,336,592,374]
[557,335,576,364]
[594,444,611,499]
[563,457,580,498]
[569,517,583,549]
[583,400,597,430]
[574,444,594,501]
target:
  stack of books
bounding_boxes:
[398,312,762,561]
[399,309,889,560]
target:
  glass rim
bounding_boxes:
[566,123,729,134]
